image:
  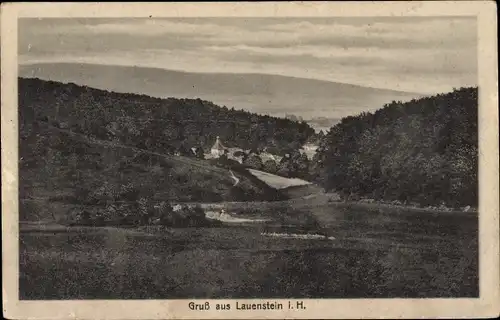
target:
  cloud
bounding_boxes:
[18,17,477,94]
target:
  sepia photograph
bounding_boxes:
[2,2,499,319]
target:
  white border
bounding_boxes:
[2,2,499,319]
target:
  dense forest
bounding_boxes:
[311,87,478,207]
[19,77,315,156]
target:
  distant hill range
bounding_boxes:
[305,117,343,133]
[19,63,423,126]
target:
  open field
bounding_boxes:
[247,169,311,189]
[20,202,478,299]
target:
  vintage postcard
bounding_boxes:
[2,1,499,319]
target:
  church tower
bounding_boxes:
[210,136,226,158]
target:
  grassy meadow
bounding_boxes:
[19,202,478,299]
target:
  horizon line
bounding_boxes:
[19,60,431,96]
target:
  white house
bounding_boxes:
[211,136,226,158]
[302,143,318,152]
[260,152,282,163]
[300,143,319,160]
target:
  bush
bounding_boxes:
[277,162,291,177]
[214,156,242,170]
[243,154,263,170]
[73,209,92,225]
[263,159,278,174]
[233,150,245,157]
[157,204,212,227]
[70,208,108,226]
[68,200,213,228]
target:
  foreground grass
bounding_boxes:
[19,203,478,299]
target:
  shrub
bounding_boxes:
[194,147,205,159]
[73,209,92,225]
[157,204,212,227]
[263,159,278,174]
[243,154,263,170]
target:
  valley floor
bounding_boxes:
[19,200,478,299]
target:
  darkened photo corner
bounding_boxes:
[18,17,478,299]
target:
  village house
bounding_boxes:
[302,143,318,152]
[260,152,281,163]
[300,143,319,160]
[210,136,227,158]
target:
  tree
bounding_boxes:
[178,143,194,157]
[194,146,205,159]
[263,159,278,174]
[243,154,263,170]
[277,161,291,177]
[294,153,310,178]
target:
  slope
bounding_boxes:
[312,87,478,207]
[19,124,284,223]
[18,77,314,156]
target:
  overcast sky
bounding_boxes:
[19,17,477,94]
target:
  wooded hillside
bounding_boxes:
[311,87,478,207]
[19,77,315,156]
[18,78,290,223]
